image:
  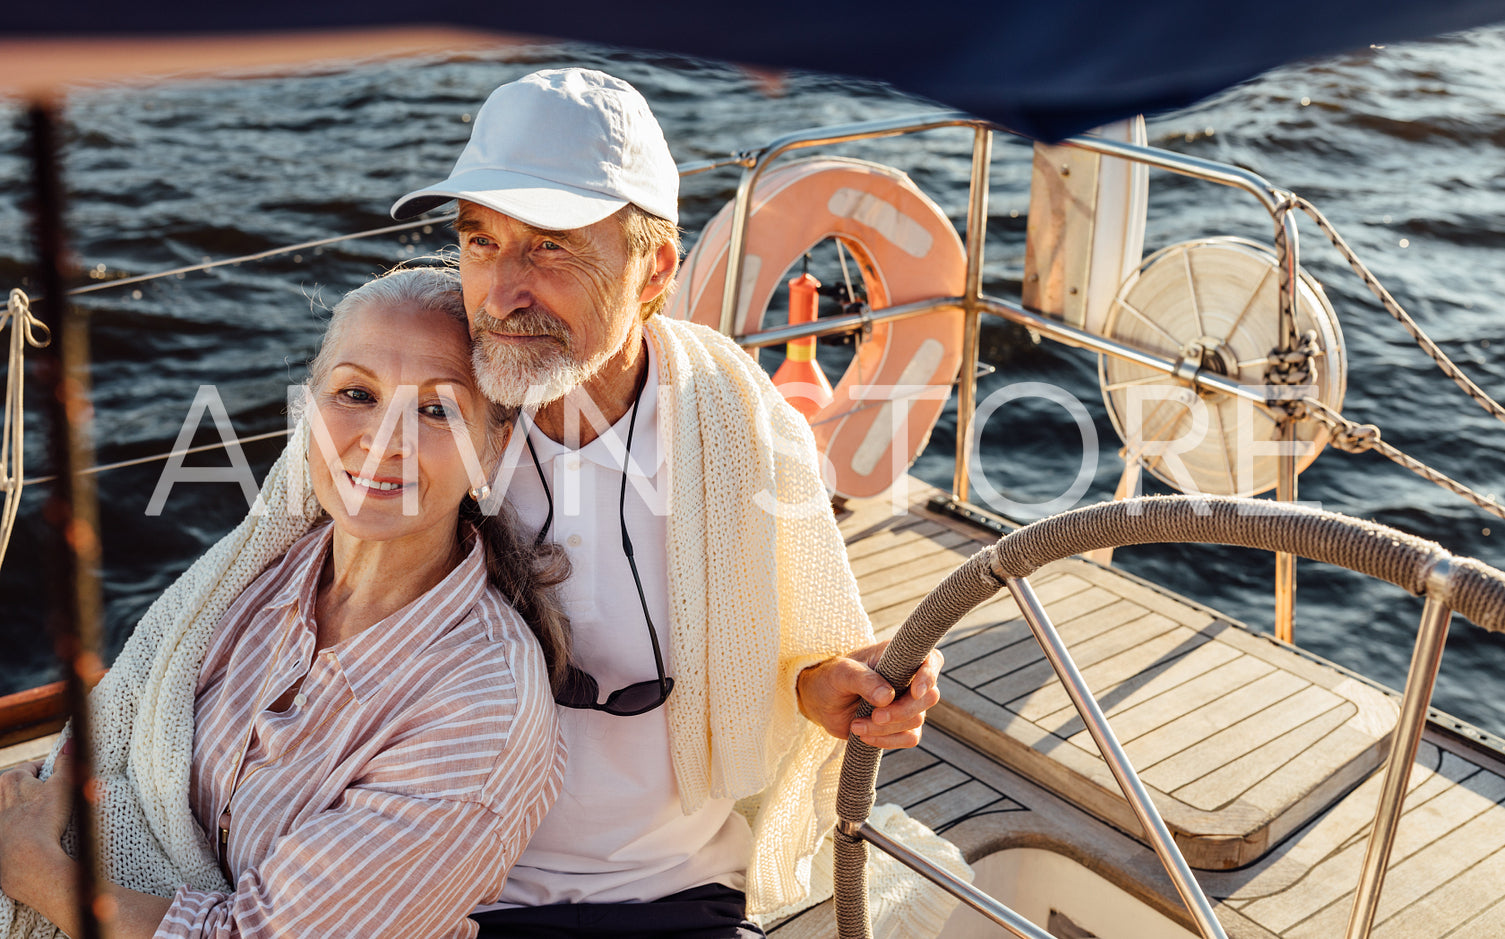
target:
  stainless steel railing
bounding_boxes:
[709,113,1307,637]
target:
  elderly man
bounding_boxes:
[392,68,942,939]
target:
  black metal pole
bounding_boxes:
[27,98,103,939]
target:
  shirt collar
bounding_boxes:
[262,521,335,615]
[497,338,665,481]
[262,522,491,704]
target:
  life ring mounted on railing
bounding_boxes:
[668,157,968,500]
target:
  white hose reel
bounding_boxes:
[1099,237,1347,497]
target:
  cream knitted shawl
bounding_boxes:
[2,316,962,936]
[650,317,969,928]
[648,315,876,915]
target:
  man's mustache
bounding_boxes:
[472,307,570,345]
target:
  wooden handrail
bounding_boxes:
[0,673,103,749]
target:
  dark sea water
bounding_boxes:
[3,28,1505,733]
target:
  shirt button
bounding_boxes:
[565,457,581,471]
[293,693,307,707]
[566,534,583,547]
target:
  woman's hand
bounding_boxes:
[0,756,75,911]
[0,755,172,938]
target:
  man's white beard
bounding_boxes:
[473,335,604,409]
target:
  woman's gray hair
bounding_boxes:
[306,263,573,689]
[307,265,469,389]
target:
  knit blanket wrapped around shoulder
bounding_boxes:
[0,317,970,938]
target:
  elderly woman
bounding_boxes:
[0,266,568,938]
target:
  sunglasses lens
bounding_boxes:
[556,668,673,716]
[555,666,601,709]
[601,677,675,717]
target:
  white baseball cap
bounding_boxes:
[391,68,679,228]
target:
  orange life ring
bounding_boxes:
[667,157,967,499]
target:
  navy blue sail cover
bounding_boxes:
[7,0,1505,138]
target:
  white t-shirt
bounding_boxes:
[484,343,753,908]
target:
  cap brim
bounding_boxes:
[391,168,627,229]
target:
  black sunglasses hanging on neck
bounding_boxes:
[525,383,673,717]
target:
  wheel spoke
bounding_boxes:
[1114,297,1183,349]
[1250,403,1284,427]
[1133,397,1195,478]
[1225,262,1274,342]
[1139,410,1190,478]
[1104,373,1177,392]
[1183,246,1205,338]
[1212,403,1236,494]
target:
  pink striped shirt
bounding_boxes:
[155,522,565,939]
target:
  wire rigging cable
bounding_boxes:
[1272,196,1505,519]
[1285,195,1505,425]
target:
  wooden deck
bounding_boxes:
[814,478,1505,937]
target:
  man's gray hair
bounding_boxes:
[618,205,682,319]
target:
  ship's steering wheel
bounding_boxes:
[831,495,1505,939]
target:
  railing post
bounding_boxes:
[856,823,1054,939]
[1345,559,1454,939]
[952,125,991,503]
[1272,205,1302,642]
[1274,428,1297,643]
[718,164,762,337]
